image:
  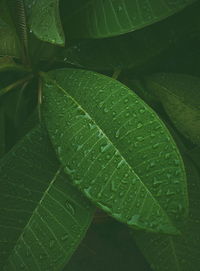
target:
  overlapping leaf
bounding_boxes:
[0,0,20,57]
[59,1,200,71]
[25,0,65,45]
[132,157,200,271]
[64,0,197,39]
[0,126,94,270]
[145,73,200,146]
[42,68,188,234]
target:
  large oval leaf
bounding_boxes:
[0,126,94,270]
[132,157,200,271]
[25,0,65,45]
[42,69,188,234]
[58,1,200,71]
[63,0,197,39]
[145,73,200,146]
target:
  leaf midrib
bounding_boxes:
[4,167,61,266]
[46,75,177,229]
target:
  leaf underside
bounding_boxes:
[42,68,188,235]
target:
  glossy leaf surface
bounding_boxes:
[25,0,65,45]
[59,1,200,71]
[132,158,200,271]
[145,73,200,146]
[0,126,94,270]
[42,68,188,234]
[65,0,197,39]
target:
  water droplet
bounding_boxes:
[128,214,140,225]
[152,143,159,149]
[61,234,69,241]
[165,153,170,159]
[49,239,55,248]
[174,159,179,165]
[65,201,75,216]
[115,130,120,138]
[124,98,128,103]
[65,166,75,175]
[116,159,125,169]
[137,122,143,128]
[139,108,145,113]
[104,107,108,113]
[100,143,110,153]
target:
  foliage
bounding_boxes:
[0,0,199,270]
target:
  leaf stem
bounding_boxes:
[112,69,121,80]
[0,74,33,98]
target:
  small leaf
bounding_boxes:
[64,0,197,39]
[0,126,94,270]
[42,68,187,234]
[25,0,65,45]
[132,157,200,271]
[145,73,200,146]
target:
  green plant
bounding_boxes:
[0,0,200,270]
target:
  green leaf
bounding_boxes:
[0,1,20,57]
[132,157,200,271]
[145,73,200,146]
[0,126,94,270]
[42,68,188,234]
[25,0,65,45]
[59,1,200,71]
[64,0,197,39]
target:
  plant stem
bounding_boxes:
[0,74,33,98]
[112,69,121,80]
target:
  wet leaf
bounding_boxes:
[25,0,65,45]
[132,157,200,271]
[64,0,197,39]
[42,68,188,234]
[0,126,94,270]
[59,1,200,71]
[145,73,200,146]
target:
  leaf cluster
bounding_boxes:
[0,1,200,270]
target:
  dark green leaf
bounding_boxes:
[25,0,65,45]
[0,0,20,57]
[145,73,200,146]
[42,68,188,234]
[0,126,94,270]
[59,1,200,71]
[132,157,200,271]
[64,0,197,39]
